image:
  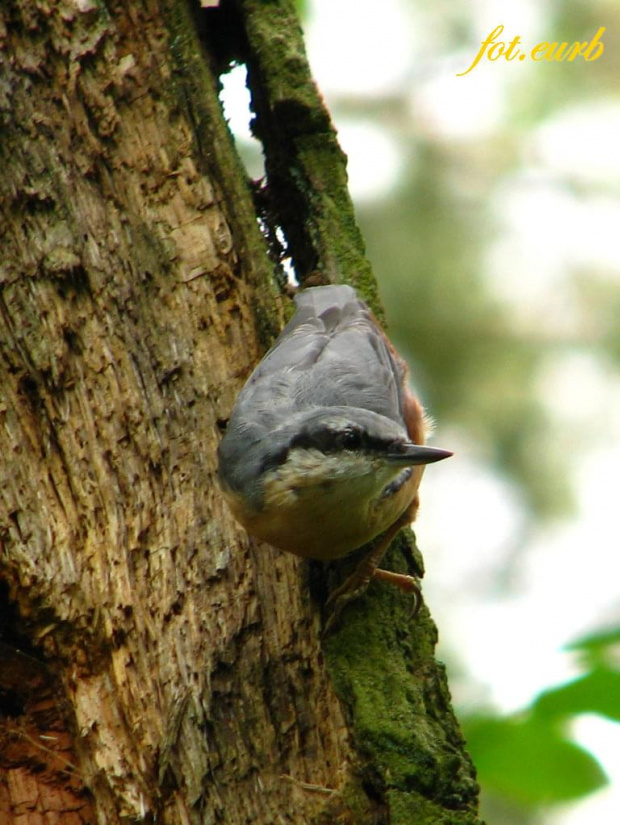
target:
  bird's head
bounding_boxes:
[219,405,451,511]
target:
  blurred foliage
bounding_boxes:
[462,628,620,817]
[465,715,606,805]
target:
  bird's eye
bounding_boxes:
[338,428,361,449]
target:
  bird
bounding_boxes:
[217,284,451,626]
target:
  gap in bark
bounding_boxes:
[0,578,95,821]
[219,63,297,287]
[193,0,299,288]
[0,578,39,659]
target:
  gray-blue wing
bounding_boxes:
[234,285,407,425]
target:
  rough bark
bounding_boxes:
[0,1,481,824]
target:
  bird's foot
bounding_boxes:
[323,549,423,635]
[323,561,375,635]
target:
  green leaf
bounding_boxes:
[464,715,608,806]
[566,627,620,666]
[533,667,620,722]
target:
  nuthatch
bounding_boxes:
[218,285,451,624]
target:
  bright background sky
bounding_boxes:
[221,1,620,821]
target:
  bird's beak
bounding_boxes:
[386,444,453,466]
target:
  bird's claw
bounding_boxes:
[372,568,423,618]
[322,567,423,635]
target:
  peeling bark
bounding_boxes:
[0,2,481,823]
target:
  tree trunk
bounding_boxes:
[0,2,481,823]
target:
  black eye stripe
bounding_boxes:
[290,425,361,454]
[289,425,398,455]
